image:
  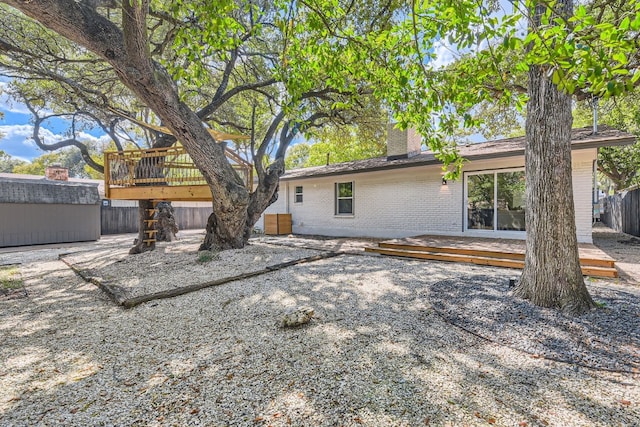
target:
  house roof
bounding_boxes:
[281,126,635,181]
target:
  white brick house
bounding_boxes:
[262,126,634,243]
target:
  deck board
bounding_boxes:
[379,235,615,267]
[367,234,618,278]
[107,185,213,201]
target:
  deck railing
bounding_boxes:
[104,146,252,199]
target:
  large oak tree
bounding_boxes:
[514,0,595,313]
[405,0,638,313]
[0,0,395,252]
[3,0,638,314]
[285,0,638,313]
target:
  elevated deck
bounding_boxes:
[365,235,618,279]
[104,146,252,201]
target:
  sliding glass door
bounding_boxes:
[465,169,526,232]
[467,173,495,230]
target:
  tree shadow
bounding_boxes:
[429,275,639,373]
[591,224,640,284]
[1,253,638,426]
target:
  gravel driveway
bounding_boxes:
[0,228,638,427]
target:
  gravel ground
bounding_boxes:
[430,276,639,372]
[60,237,323,300]
[0,229,639,426]
[592,223,640,285]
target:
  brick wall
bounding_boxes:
[572,149,598,243]
[386,125,422,159]
[261,149,597,243]
[45,166,69,181]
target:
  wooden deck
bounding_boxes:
[104,145,252,201]
[107,184,214,201]
[365,235,618,278]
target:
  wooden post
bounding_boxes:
[104,152,111,199]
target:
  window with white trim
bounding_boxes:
[294,186,303,203]
[335,182,354,215]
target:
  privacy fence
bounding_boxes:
[601,188,640,237]
[101,205,211,235]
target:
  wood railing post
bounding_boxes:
[104,152,111,199]
[103,145,253,200]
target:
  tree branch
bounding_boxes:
[255,110,286,179]
[197,78,277,120]
[24,99,104,173]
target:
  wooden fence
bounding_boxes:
[101,205,211,235]
[601,188,640,237]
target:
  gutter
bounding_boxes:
[280,135,636,182]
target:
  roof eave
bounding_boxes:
[280,134,636,182]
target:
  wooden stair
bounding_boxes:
[143,202,159,246]
[365,239,618,279]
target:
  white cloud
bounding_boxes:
[0,124,63,145]
[0,82,31,115]
[0,124,64,160]
[430,38,459,69]
[0,124,116,161]
[76,131,113,151]
[76,131,112,144]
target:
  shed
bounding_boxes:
[0,176,101,247]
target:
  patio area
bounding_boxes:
[365,234,618,279]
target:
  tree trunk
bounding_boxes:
[515,0,595,315]
[155,201,178,242]
[200,208,248,251]
[199,159,284,251]
[129,201,178,253]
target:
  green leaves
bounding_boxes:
[157,0,252,86]
[525,0,640,98]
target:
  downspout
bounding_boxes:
[285,182,290,214]
[592,159,600,224]
[592,96,599,224]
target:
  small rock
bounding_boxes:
[282,306,315,327]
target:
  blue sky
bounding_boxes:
[0,83,44,160]
[0,81,111,161]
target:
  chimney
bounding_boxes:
[45,165,69,181]
[386,124,421,160]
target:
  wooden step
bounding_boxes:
[144,229,158,235]
[364,247,618,279]
[366,247,524,269]
[144,219,158,223]
[143,239,156,245]
[379,242,524,261]
[580,265,619,278]
[378,242,615,268]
